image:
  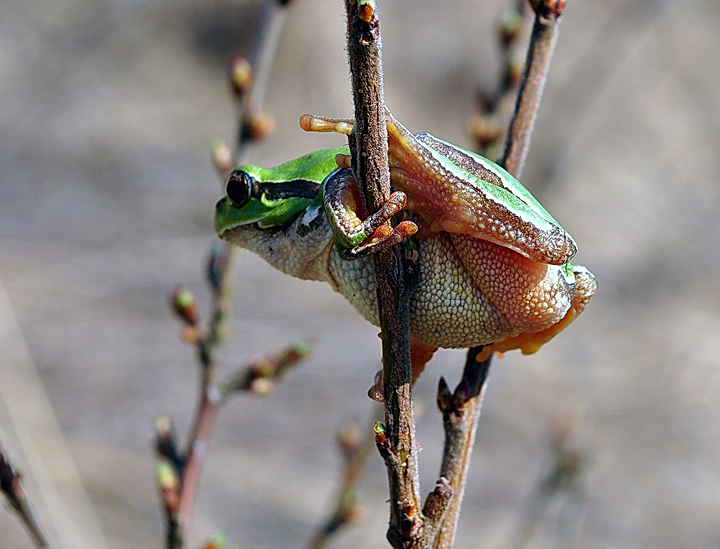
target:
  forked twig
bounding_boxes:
[157,1,297,547]
[425,352,492,549]
[424,1,569,546]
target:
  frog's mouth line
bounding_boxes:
[255,180,320,202]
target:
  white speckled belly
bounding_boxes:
[328,231,519,348]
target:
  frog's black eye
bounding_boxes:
[226,170,253,208]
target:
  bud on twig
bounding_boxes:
[453,376,471,410]
[367,369,385,402]
[154,415,182,471]
[373,421,387,446]
[170,286,199,326]
[200,533,227,549]
[436,376,453,413]
[229,55,252,97]
[156,460,181,517]
[211,139,233,176]
[529,0,566,19]
[498,6,524,47]
[357,0,375,23]
[241,109,275,144]
[468,114,503,150]
[219,340,313,401]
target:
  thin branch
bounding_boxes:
[343,1,423,546]
[218,341,313,403]
[469,0,526,157]
[425,352,492,549]
[0,450,52,549]
[306,411,381,549]
[426,1,569,546]
[158,1,293,546]
[500,0,567,177]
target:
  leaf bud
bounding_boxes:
[241,109,275,144]
[436,376,453,413]
[229,55,252,97]
[170,286,198,326]
[497,7,523,47]
[211,139,233,176]
[529,0,566,19]
[468,114,502,150]
[201,533,228,549]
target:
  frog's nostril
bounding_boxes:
[226,171,252,208]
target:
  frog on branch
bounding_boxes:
[215,109,596,369]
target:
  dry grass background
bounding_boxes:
[1,0,720,547]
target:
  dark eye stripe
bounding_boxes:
[257,179,321,201]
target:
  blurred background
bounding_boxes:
[1,0,720,547]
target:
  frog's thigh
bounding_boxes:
[410,232,510,349]
[451,234,572,334]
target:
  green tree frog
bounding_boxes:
[215,110,595,362]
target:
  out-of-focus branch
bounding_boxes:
[469,0,526,157]
[218,341,313,402]
[157,340,310,548]
[0,450,52,549]
[157,1,297,547]
[306,412,381,549]
[343,1,423,546]
[508,416,586,549]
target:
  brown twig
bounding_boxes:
[158,1,294,546]
[425,1,569,546]
[424,351,492,549]
[500,0,567,177]
[343,1,423,546]
[0,450,52,549]
[306,411,381,549]
[158,342,310,548]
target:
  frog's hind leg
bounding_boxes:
[478,265,597,360]
[367,341,438,403]
[452,234,574,338]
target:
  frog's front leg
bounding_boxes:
[322,167,418,259]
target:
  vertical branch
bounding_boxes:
[429,352,492,549]
[500,0,566,177]
[159,1,293,547]
[343,1,422,546]
[427,1,569,547]
[0,450,52,549]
